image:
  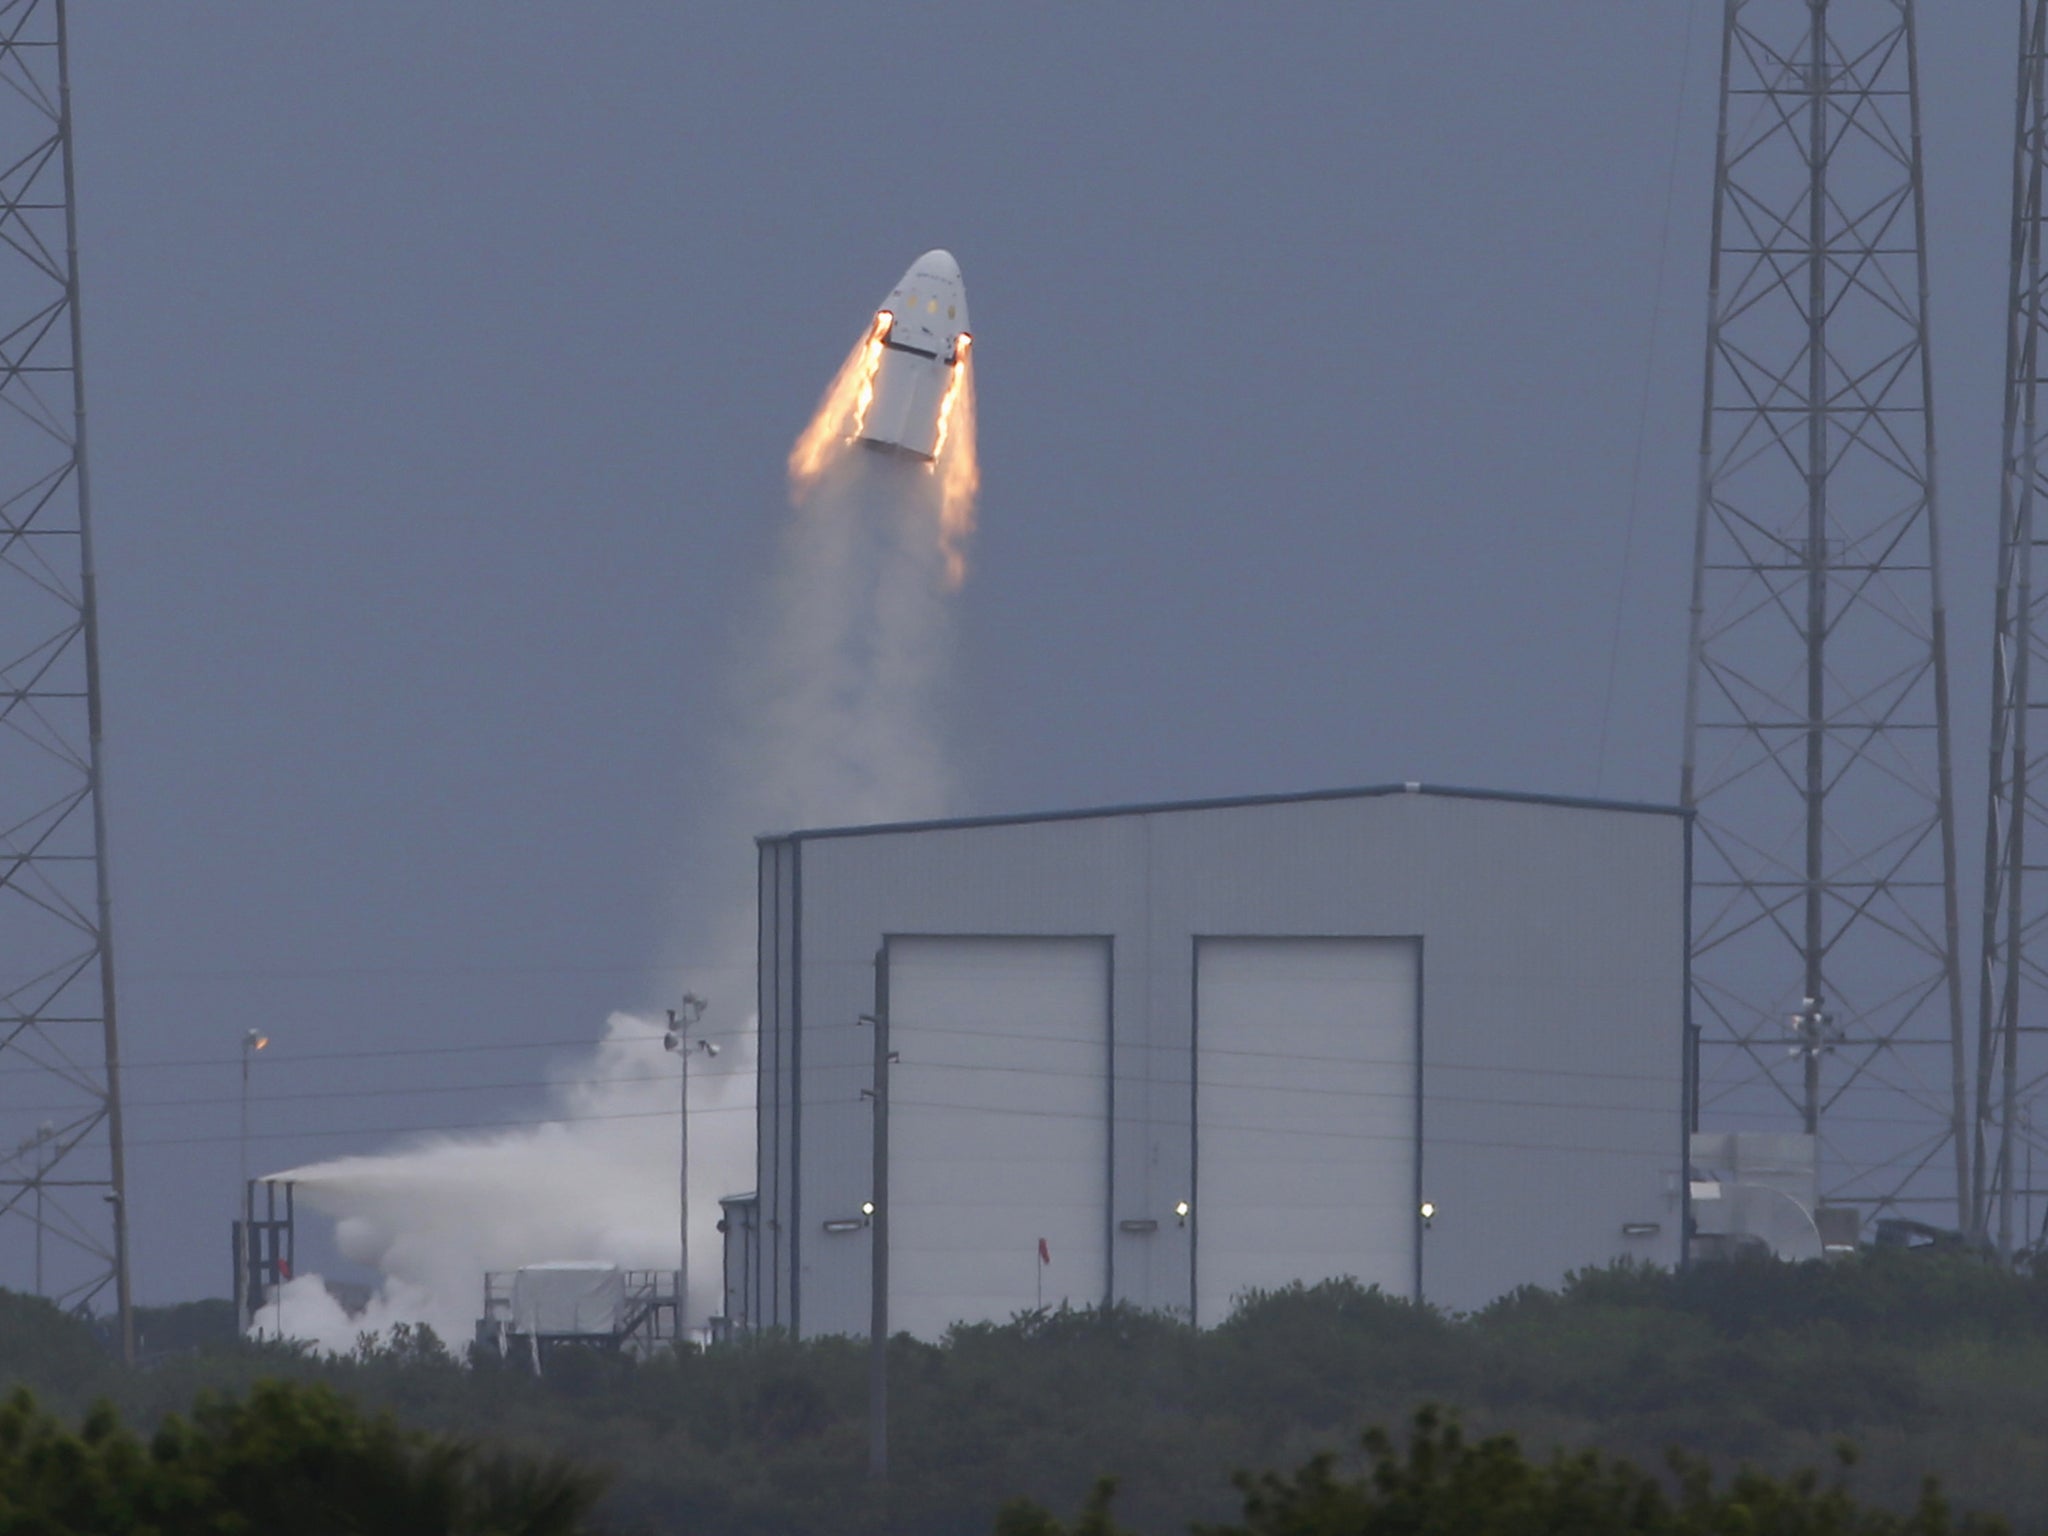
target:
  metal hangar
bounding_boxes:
[739,783,1689,1338]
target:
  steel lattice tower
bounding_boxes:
[0,0,129,1354]
[1682,0,1968,1221]
[1977,2,2048,1257]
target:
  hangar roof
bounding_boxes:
[758,780,1688,846]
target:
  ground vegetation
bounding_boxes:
[0,1252,2042,1534]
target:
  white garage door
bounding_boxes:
[887,936,1110,1339]
[1195,937,1418,1326]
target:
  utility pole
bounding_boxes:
[0,0,131,1356]
[1682,0,1966,1222]
[665,994,713,1342]
[235,1029,267,1329]
[864,948,891,1482]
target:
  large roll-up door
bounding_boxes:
[887,936,1110,1339]
[1195,937,1418,1326]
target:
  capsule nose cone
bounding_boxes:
[882,248,969,345]
[895,249,963,296]
[912,248,960,283]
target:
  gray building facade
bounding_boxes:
[749,783,1689,1339]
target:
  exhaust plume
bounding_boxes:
[259,298,977,1354]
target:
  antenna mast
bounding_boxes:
[1681,0,1967,1222]
[1977,0,2048,1256]
[0,0,130,1355]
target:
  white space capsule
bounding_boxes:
[856,249,971,462]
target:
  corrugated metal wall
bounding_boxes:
[756,787,1686,1337]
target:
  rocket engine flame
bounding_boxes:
[932,333,970,459]
[849,310,892,439]
[788,310,893,491]
[931,337,978,588]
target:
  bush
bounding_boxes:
[1002,1408,2009,1536]
[0,1380,609,1535]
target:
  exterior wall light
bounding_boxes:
[1419,1201,1436,1227]
[1173,1200,1191,1227]
[861,1201,876,1217]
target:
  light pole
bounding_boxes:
[664,994,713,1343]
[864,945,891,1482]
[238,1028,267,1329]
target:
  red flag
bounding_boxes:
[1038,1237,1050,1265]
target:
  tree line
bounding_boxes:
[0,1251,2043,1533]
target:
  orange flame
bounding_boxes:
[931,333,971,460]
[851,311,891,437]
[930,336,978,587]
[788,310,893,491]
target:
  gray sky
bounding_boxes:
[62,5,2018,1302]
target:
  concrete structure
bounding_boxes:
[744,783,1690,1339]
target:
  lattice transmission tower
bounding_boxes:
[0,0,129,1354]
[1681,0,1968,1221]
[1978,1,2048,1257]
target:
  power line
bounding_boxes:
[122,960,757,985]
[123,1099,759,1153]
[813,1017,1693,1089]
[14,1065,759,1116]
[100,1054,1668,1123]
[101,1048,1944,1163]
[6,1014,1691,1091]
[124,1092,1665,1165]
[0,1023,757,1079]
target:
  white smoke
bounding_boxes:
[264,450,963,1354]
[737,454,959,831]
